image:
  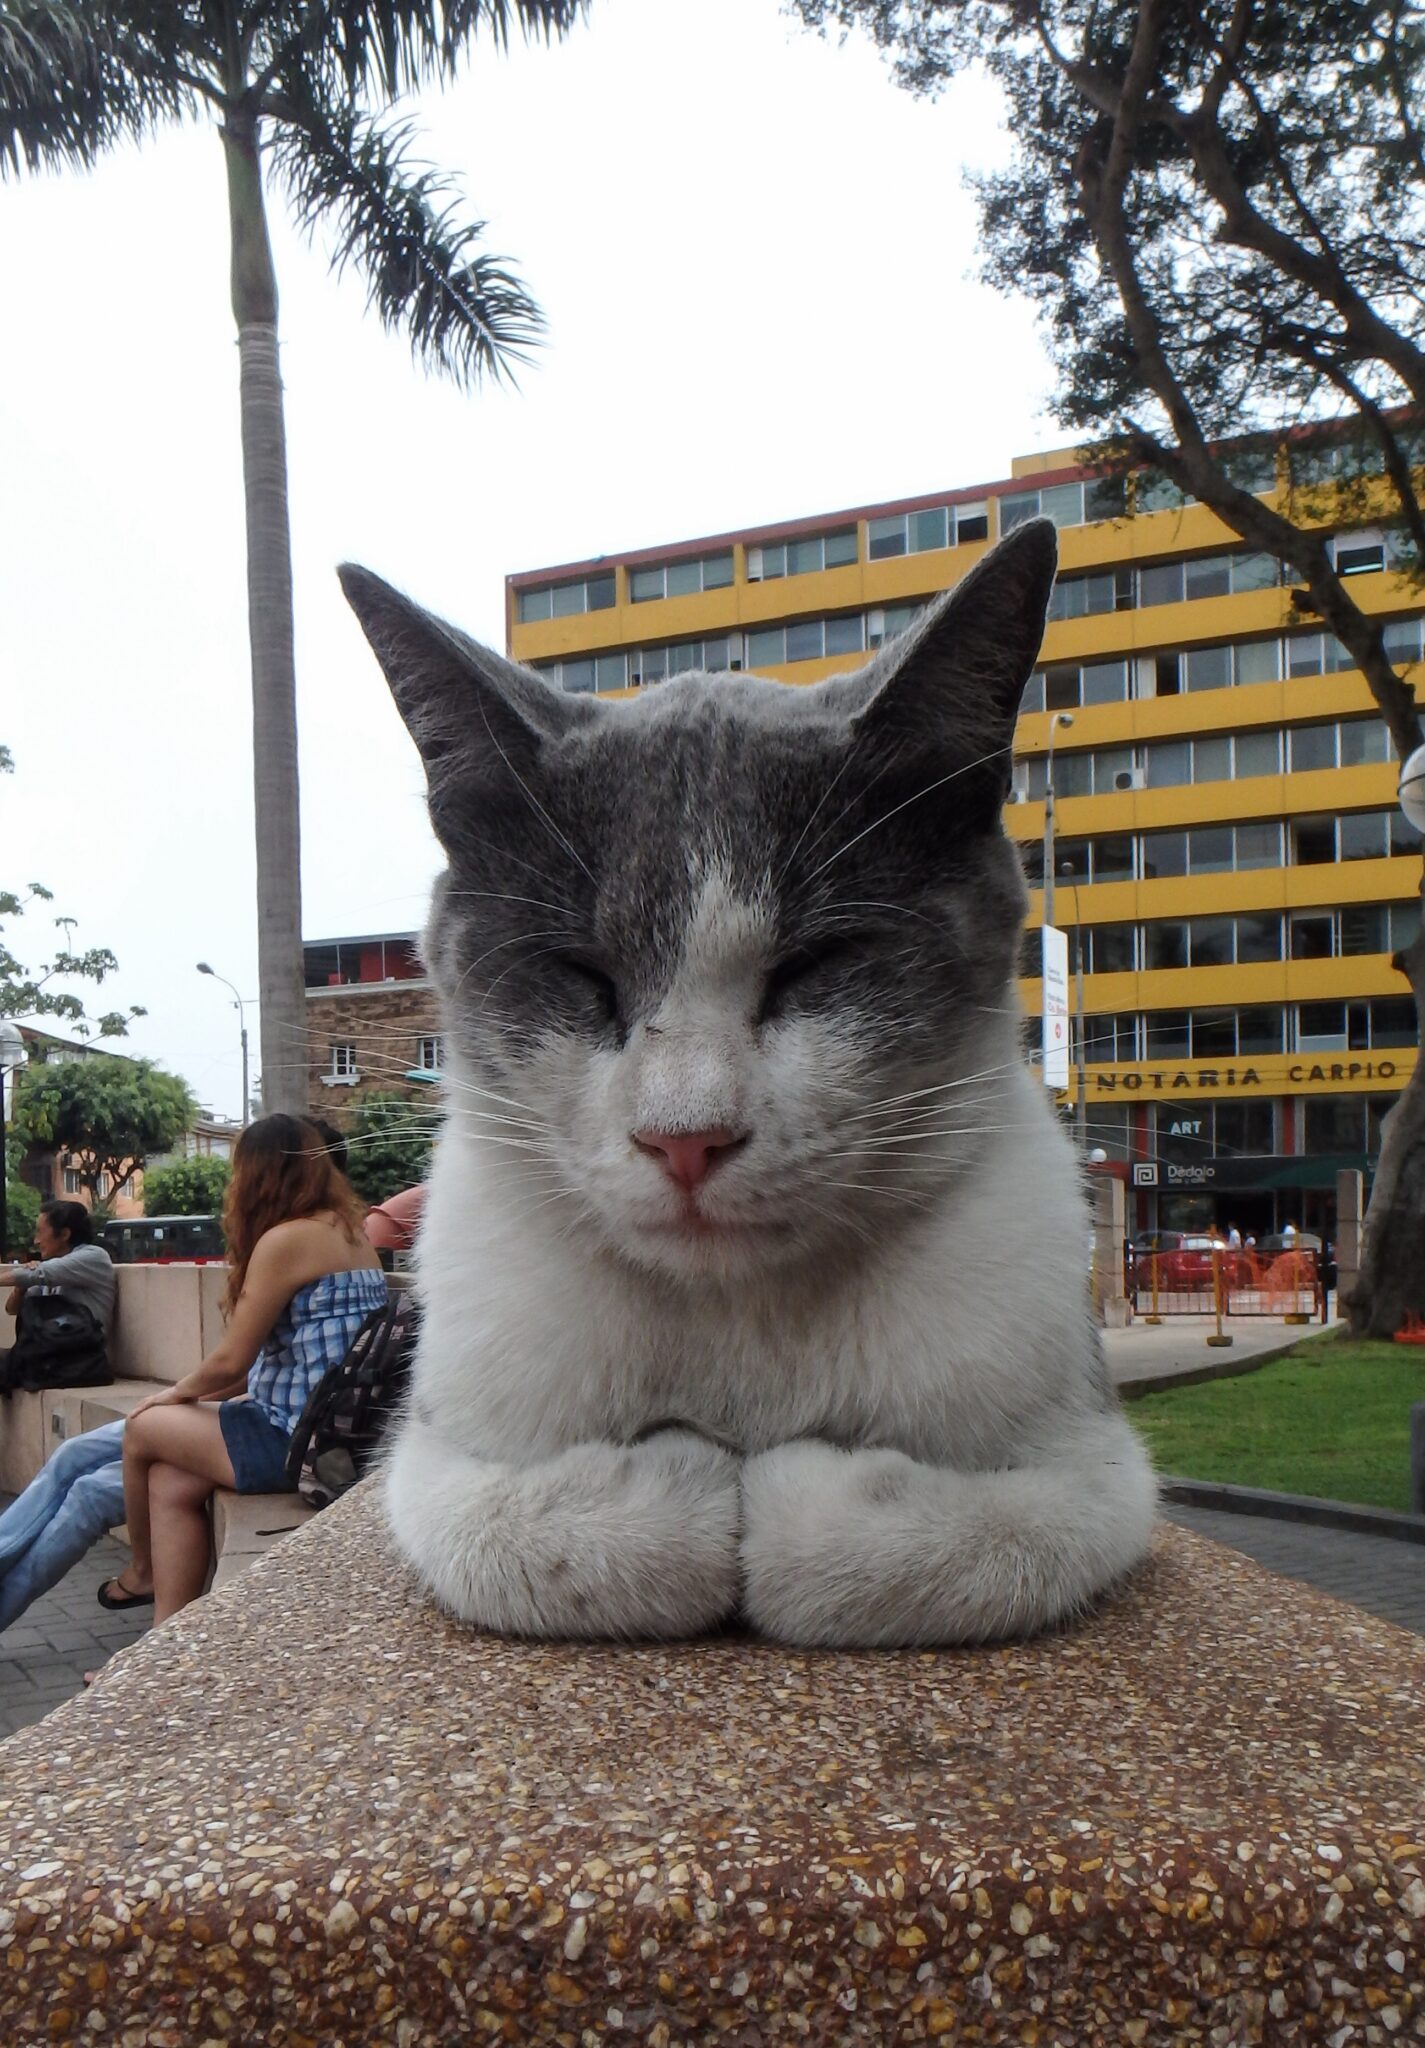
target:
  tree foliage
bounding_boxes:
[143,1153,232,1219]
[1,748,144,1040]
[798,0,1425,1335]
[343,1090,436,1205]
[797,0,1425,754]
[13,1053,196,1210]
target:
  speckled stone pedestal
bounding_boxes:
[1,1488,1423,2047]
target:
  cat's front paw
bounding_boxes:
[740,1438,919,1646]
[386,1420,741,1641]
[741,1423,1157,1649]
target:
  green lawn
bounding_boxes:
[1128,1335,1425,1511]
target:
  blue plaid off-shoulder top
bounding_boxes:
[246,1268,390,1435]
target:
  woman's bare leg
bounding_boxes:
[148,1463,220,1623]
[118,1405,237,1607]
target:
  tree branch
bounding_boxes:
[1076,128,1425,763]
[1291,347,1425,569]
[1173,105,1425,408]
[1197,0,1252,124]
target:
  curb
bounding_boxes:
[1163,1475,1425,1547]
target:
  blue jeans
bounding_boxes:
[0,1419,127,1631]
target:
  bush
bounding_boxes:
[144,1155,231,1219]
[3,1179,41,1256]
[344,1091,436,1205]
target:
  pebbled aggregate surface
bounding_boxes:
[0,1485,1422,2045]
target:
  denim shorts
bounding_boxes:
[218,1398,296,1494]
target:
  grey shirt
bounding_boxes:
[13,1245,117,1331]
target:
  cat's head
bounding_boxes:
[341,520,1055,1284]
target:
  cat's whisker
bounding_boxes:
[453,928,575,999]
[453,1133,551,1154]
[812,1174,936,1203]
[789,734,910,882]
[800,741,1013,890]
[432,1076,548,1119]
[479,942,576,1007]
[773,742,866,891]
[433,1101,551,1133]
[840,1060,1031,1122]
[441,888,578,921]
[826,898,948,930]
[474,691,598,890]
[791,1194,877,1248]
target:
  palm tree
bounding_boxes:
[0,2,583,1112]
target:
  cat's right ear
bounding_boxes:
[339,565,598,852]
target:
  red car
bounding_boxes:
[1146,1235,1246,1291]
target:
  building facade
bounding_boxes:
[304,933,443,1123]
[505,443,1422,1242]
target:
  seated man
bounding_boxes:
[0,1200,116,1384]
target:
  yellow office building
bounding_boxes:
[506,446,1422,1242]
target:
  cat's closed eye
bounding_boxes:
[554,955,622,1031]
[757,939,857,1025]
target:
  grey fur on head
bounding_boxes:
[338,519,1156,1650]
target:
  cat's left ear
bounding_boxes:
[839,517,1057,814]
[338,563,600,858]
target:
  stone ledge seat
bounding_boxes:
[1,1379,314,1576]
[0,1485,1422,2045]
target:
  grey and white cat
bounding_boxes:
[340,520,1156,1648]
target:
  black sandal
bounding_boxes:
[97,1576,153,1611]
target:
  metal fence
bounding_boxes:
[1127,1245,1327,1323]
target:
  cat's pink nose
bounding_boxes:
[632,1127,745,1195]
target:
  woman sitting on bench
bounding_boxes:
[100,1114,387,1626]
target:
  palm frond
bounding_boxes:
[271,102,544,383]
[255,1,584,103]
[0,2,201,176]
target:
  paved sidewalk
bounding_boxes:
[1165,1502,1425,1638]
[1104,1312,1334,1392]
[0,1529,150,1741]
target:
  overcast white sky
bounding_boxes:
[1,0,1058,1121]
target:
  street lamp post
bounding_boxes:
[197,963,251,1127]
[0,1021,30,1258]
[1042,711,1075,931]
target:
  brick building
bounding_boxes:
[304,932,443,1122]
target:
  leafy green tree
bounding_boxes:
[13,1053,196,1212]
[796,0,1425,1337]
[1,748,143,1040]
[144,1154,232,1218]
[343,1090,436,1204]
[0,1,584,1115]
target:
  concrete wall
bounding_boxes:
[2,1263,220,1383]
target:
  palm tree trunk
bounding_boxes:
[222,101,308,1115]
